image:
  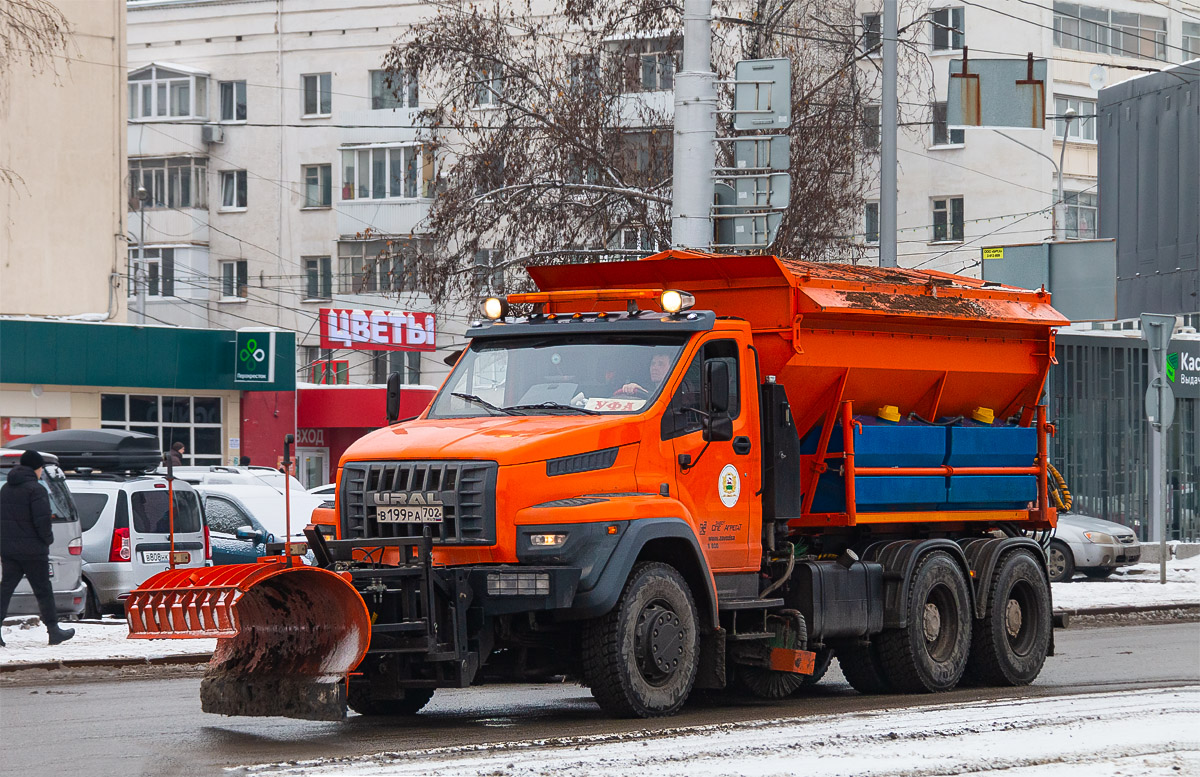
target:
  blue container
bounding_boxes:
[801,417,947,468]
[946,475,1037,509]
[944,425,1036,468]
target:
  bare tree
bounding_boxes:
[379,0,928,303]
[1,0,70,188]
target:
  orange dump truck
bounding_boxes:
[126,250,1069,720]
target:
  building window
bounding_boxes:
[304,256,332,300]
[932,101,965,146]
[932,197,964,242]
[639,40,676,91]
[302,73,332,116]
[862,13,882,53]
[371,351,421,385]
[473,64,504,106]
[1054,95,1097,141]
[1053,4,1167,60]
[298,345,323,380]
[473,248,505,293]
[337,240,413,294]
[101,394,223,467]
[865,202,880,245]
[308,360,349,385]
[219,80,246,122]
[1185,22,1200,58]
[1064,191,1098,239]
[129,158,207,209]
[220,259,247,299]
[127,247,175,297]
[340,145,435,200]
[303,164,332,208]
[128,65,208,120]
[863,104,880,150]
[931,7,964,51]
[370,69,418,109]
[220,170,247,209]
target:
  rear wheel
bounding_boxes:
[837,642,892,695]
[83,581,102,620]
[582,562,699,717]
[347,686,434,717]
[1046,541,1074,583]
[876,551,972,693]
[1081,567,1114,579]
[964,549,1052,686]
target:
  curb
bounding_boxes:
[0,652,212,674]
[1053,602,1200,629]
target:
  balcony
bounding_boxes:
[335,198,431,238]
[128,207,209,246]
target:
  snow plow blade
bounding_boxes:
[125,561,370,721]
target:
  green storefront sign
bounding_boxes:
[0,320,294,392]
[235,331,275,384]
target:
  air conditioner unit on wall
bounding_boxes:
[201,124,224,144]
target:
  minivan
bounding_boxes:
[0,449,86,620]
[70,475,209,616]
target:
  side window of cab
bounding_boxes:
[661,339,740,440]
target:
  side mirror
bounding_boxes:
[235,525,266,545]
[703,360,730,415]
[704,413,734,442]
[386,371,402,424]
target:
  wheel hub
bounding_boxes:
[636,602,685,682]
[1047,548,1065,577]
[1005,598,1024,638]
[923,602,942,643]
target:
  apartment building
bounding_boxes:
[857,0,1199,277]
[125,0,455,388]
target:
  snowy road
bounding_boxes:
[1,622,1196,777]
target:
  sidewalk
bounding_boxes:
[2,555,1197,671]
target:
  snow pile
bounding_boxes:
[1052,555,1200,610]
[248,687,1200,776]
[0,617,214,666]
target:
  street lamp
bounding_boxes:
[135,185,150,324]
[1056,107,1077,241]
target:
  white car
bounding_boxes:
[191,480,323,565]
[308,483,336,496]
[1047,513,1142,583]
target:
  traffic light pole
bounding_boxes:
[879,0,898,267]
[671,0,717,250]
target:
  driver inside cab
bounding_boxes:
[614,353,674,397]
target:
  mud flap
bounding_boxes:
[126,562,371,720]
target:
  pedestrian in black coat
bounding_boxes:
[166,441,186,468]
[0,450,75,646]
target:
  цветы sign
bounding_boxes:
[320,308,436,352]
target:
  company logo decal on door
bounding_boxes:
[718,464,741,508]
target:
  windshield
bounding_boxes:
[428,335,687,418]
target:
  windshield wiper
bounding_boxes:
[451,392,518,415]
[504,402,601,416]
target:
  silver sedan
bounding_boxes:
[1047,513,1141,583]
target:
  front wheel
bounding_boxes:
[582,561,700,718]
[1046,541,1075,583]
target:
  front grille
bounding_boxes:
[1117,534,1137,545]
[341,460,498,544]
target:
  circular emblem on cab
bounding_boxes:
[718,464,741,508]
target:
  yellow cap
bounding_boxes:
[971,407,995,424]
[877,405,901,423]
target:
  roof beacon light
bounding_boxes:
[660,289,695,314]
[481,296,509,320]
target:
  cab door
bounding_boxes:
[665,337,758,572]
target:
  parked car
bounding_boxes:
[308,483,336,496]
[69,475,208,617]
[1047,513,1142,583]
[0,449,86,620]
[197,483,322,565]
[160,465,307,495]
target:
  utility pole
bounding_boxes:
[135,185,150,325]
[879,0,898,267]
[671,0,717,250]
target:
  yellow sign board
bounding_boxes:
[981,247,1004,260]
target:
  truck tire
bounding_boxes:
[581,561,699,718]
[837,642,892,694]
[347,686,435,717]
[964,549,1051,686]
[736,649,831,699]
[876,551,972,693]
[1046,540,1074,583]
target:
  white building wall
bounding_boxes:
[126,0,464,390]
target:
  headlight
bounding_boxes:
[1083,531,1114,544]
[481,296,509,320]
[528,532,568,548]
[660,289,695,313]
